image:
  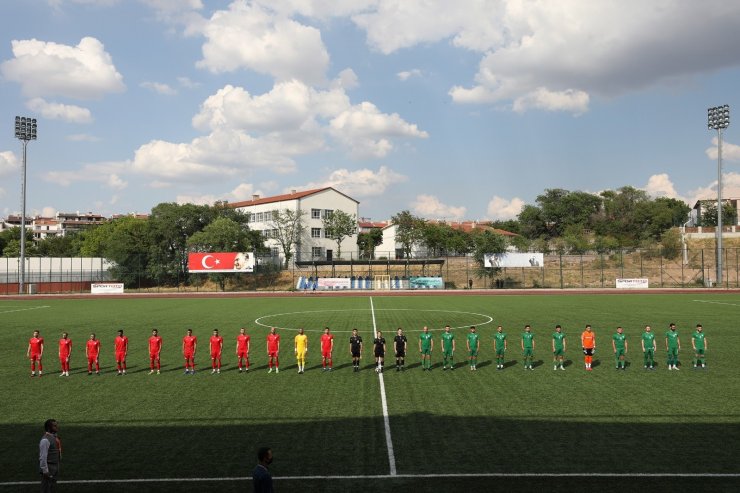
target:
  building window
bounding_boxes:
[312,247,323,258]
[311,208,321,219]
[311,228,321,238]
[271,247,279,257]
[323,209,333,219]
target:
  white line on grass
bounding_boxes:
[692,300,740,307]
[2,472,739,486]
[370,296,397,476]
[0,305,50,315]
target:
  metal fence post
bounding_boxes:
[559,253,563,289]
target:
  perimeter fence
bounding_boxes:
[1,248,738,294]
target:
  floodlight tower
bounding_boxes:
[707,105,730,286]
[14,116,37,295]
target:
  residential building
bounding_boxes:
[688,199,740,227]
[228,187,360,263]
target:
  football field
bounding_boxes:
[1,292,739,492]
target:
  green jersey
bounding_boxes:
[494,332,507,349]
[441,332,455,351]
[666,330,680,348]
[612,333,626,350]
[552,332,566,349]
[419,332,433,350]
[521,332,534,349]
[467,332,480,350]
[641,332,655,350]
[692,331,705,350]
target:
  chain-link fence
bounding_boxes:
[2,248,738,294]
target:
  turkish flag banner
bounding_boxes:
[188,252,255,273]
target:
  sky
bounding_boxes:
[2,1,740,223]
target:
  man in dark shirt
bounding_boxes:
[253,447,273,493]
[349,329,363,372]
[373,332,386,373]
[394,328,408,371]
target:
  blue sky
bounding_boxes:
[2,0,740,222]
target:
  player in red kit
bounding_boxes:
[86,333,101,375]
[182,329,197,374]
[148,329,162,375]
[114,329,129,375]
[236,327,251,372]
[27,330,44,377]
[320,327,335,371]
[266,327,280,373]
[58,332,72,377]
[210,329,224,374]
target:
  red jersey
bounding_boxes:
[59,338,72,357]
[29,337,44,355]
[210,336,224,354]
[183,335,197,353]
[86,339,100,357]
[149,336,162,355]
[115,336,129,353]
[320,333,334,351]
[267,333,281,352]
[236,334,250,352]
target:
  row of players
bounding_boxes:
[25,323,708,377]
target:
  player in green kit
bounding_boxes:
[441,325,455,370]
[665,323,681,370]
[466,326,480,371]
[552,325,566,371]
[691,324,707,369]
[494,326,507,369]
[419,326,434,371]
[641,325,656,370]
[521,325,535,370]
[612,326,628,370]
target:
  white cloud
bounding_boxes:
[330,101,429,158]
[42,161,128,190]
[292,165,407,198]
[66,133,101,142]
[397,69,422,81]
[177,76,201,88]
[334,68,359,90]
[412,194,466,220]
[352,1,740,114]
[140,81,177,95]
[40,206,57,217]
[177,182,258,206]
[645,173,682,200]
[1,37,125,99]
[48,0,119,7]
[687,172,740,206]
[195,1,330,85]
[486,195,525,220]
[0,151,19,176]
[705,137,740,162]
[26,97,93,123]
[512,88,589,115]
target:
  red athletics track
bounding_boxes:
[3,287,740,301]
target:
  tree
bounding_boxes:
[471,229,508,267]
[699,202,736,227]
[1,227,36,257]
[268,208,306,268]
[517,204,547,239]
[36,233,81,257]
[391,210,424,258]
[322,210,357,259]
[81,216,151,287]
[357,229,383,259]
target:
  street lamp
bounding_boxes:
[14,116,37,295]
[708,104,730,286]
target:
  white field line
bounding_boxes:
[692,300,740,307]
[2,472,740,486]
[0,305,50,315]
[370,296,397,476]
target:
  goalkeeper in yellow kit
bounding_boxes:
[294,328,308,374]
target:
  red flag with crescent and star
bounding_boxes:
[188,252,255,273]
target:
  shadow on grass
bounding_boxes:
[2,414,739,492]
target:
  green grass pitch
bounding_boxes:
[1,293,739,492]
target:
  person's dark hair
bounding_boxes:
[257,447,271,462]
[44,419,57,432]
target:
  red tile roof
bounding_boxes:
[228,187,358,208]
